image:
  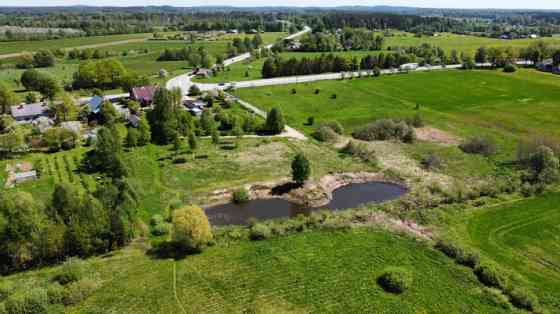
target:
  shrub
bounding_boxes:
[151,223,170,236]
[232,188,250,204]
[507,287,539,311]
[46,283,65,305]
[172,205,213,252]
[307,116,315,125]
[340,141,377,164]
[456,249,480,269]
[320,121,344,135]
[61,277,101,306]
[5,288,48,314]
[249,223,271,240]
[377,267,413,294]
[474,262,509,290]
[503,63,517,73]
[459,137,497,156]
[53,258,88,285]
[421,153,443,170]
[352,119,415,143]
[264,108,285,135]
[312,126,338,142]
[406,113,424,128]
[435,240,461,259]
[291,153,311,185]
[150,214,164,227]
[331,93,337,99]
[482,287,512,310]
[314,89,320,94]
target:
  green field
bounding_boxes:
[466,193,560,310]
[234,69,560,156]
[4,229,511,313]
[0,33,153,55]
[384,32,560,55]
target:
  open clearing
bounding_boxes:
[6,229,509,313]
[467,193,560,309]
[234,69,560,156]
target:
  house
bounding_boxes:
[286,40,302,50]
[131,86,157,106]
[227,29,239,34]
[15,171,37,184]
[193,68,212,78]
[88,95,104,114]
[499,34,511,40]
[530,34,539,39]
[10,103,49,121]
[247,29,259,34]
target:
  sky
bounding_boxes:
[5,0,560,10]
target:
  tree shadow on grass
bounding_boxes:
[147,241,201,261]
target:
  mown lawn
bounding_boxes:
[466,192,560,311]
[234,69,560,157]
[2,228,510,313]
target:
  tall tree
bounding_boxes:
[0,83,17,114]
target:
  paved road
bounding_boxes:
[166,26,312,95]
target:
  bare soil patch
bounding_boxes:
[415,127,460,146]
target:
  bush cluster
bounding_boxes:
[503,63,517,73]
[377,267,413,294]
[459,137,497,156]
[352,119,416,143]
[420,153,442,170]
[340,141,378,165]
[311,121,344,142]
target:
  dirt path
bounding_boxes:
[0,38,148,59]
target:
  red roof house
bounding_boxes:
[131,86,157,106]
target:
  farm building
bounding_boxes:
[538,59,560,73]
[131,86,157,106]
[400,63,419,71]
[10,103,49,121]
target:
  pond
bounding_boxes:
[205,182,407,226]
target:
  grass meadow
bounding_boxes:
[234,68,560,157]
[466,193,560,310]
[4,229,510,313]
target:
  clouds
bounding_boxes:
[9,0,560,9]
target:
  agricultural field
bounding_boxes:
[0,32,153,56]
[465,193,560,310]
[383,31,560,55]
[234,68,560,157]
[0,147,97,201]
[5,229,511,313]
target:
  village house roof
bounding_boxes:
[10,103,48,119]
[14,170,37,182]
[88,96,104,114]
[131,86,157,103]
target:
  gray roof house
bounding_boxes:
[11,103,49,121]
